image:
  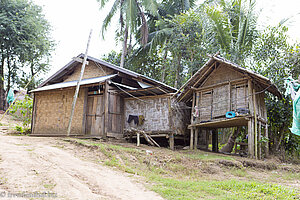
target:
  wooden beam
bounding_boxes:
[67,30,92,136]
[104,81,109,138]
[82,88,88,135]
[253,88,258,159]
[247,79,254,158]
[190,128,194,150]
[169,133,174,150]
[258,121,262,159]
[212,129,218,152]
[137,133,140,146]
[194,128,198,150]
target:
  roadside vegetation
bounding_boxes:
[66,138,300,200]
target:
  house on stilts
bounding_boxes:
[30,54,189,149]
[174,54,281,159]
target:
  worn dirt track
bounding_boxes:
[0,135,163,200]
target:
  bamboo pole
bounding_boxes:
[67,30,92,136]
[253,88,258,159]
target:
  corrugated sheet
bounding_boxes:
[31,74,117,92]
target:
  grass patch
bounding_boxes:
[150,177,299,200]
[230,167,248,177]
[183,151,235,161]
[66,139,300,199]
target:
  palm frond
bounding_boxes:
[101,0,120,38]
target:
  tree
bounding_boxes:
[251,23,300,158]
[0,0,54,108]
[98,0,158,68]
[204,0,258,65]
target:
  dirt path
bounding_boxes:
[0,134,163,200]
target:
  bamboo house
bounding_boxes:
[30,54,189,149]
[175,55,281,159]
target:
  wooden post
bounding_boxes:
[137,133,140,146]
[190,128,194,150]
[212,129,218,152]
[265,124,269,157]
[103,80,109,138]
[205,129,209,150]
[67,30,92,136]
[194,128,198,150]
[253,88,258,159]
[169,133,174,150]
[258,122,262,159]
[247,79,254,158]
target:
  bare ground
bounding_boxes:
[0,115,163,200]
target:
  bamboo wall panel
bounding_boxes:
[231,83,249,111]
[63,62,113,82]
[124,97,170,132]
[199,91,212,121]
[212,85,229,118]
[33,88,86,135]
[171,100,190,135]
[203,65,245,87]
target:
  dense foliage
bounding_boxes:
[0,0,54,109]
[100,0,300,158]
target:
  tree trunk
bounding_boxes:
[0,56,5,110]
[120,26,128,68]
[220,127,240,153]
[161,50,168,83]
[174,55,181,89]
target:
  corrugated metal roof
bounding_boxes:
[38,54,177,92]
[31,74,117,92]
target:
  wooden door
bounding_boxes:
[199,91,213,121]
[86,95,104,136]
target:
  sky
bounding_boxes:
[32,0,300,78]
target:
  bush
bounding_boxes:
[9,95,33,134]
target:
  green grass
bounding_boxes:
[67,139,300,200]
[150,177,299,200]
[183,150,235,161]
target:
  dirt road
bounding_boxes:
[0,134,163,200]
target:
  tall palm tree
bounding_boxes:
[204,0,258,65]
[98,0,158,67]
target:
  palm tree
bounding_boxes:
[98,0,158,68]
[204,0,258,65]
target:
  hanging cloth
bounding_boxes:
[290,91,300,136]
[7,89,15,105]
[286,77,300,136]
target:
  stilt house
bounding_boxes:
[30,54,189,148]
[175,55,281,158]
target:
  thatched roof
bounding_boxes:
[175,55,282,103]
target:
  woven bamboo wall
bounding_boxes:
[32,88,86,135]
[202,64,244,87]
[194,64,251,122]
[63,62,113,82]
[171,100,190,135]
[124,97,170,132]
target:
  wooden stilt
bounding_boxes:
[248,119,254,158]
[190,128,194,150]
[137,133,140,147]
[169,133,174,150]
[212,129,218,152]
[205,129,209,150]
[253,88,258,159]
[194,128,198,150]
[258,122,262,159]
[265,124,269,157]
